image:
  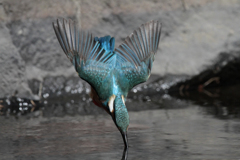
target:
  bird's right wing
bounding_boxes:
[114,20,161,89]
[53,19,114,92]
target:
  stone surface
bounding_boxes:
[7,18,72,71]
[0,0,240,98]
[154,2,240,76]
[0,22,31,98]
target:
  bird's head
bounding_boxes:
[107,94,129,148]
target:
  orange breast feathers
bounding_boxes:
[89,87,110,114]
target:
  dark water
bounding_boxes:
[1,85,240,160]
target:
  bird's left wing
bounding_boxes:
[53,19,114,91]
[115,20,161,89]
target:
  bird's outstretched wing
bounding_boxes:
[115,20,161,89]
[53,19,114,92]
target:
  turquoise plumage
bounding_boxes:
[52,19,161,151]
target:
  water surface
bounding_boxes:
[0,88,240,160]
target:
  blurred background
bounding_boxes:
[0,0,240,160]
[0,0,239,98]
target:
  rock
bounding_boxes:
[169,51,240,92]
[1,0,240,98]
[0,22,31,98]
[7,18,72,71]
[154,3,240,76]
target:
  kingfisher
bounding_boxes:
[52,19,161,150]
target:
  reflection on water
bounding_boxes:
[0,85,240,160]
[170,84,240,119]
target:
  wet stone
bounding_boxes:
[28,79,41,95]
[52,104,64,117]
[65,102,75,116]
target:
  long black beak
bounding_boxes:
[121,131,128,160]
[121,131,128,149]
[122,146,128,160]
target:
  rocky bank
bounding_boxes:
[0,0,240,98]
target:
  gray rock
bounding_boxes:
[0,23,32,98]
[7,18,72,71]
[153,3,240,75]
[1,0,240,98]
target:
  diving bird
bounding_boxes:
[52,19,161,150]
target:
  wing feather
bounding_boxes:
[114,20,161,89]
[53,19,113,91]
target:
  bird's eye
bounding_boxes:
[108,95,116,113]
